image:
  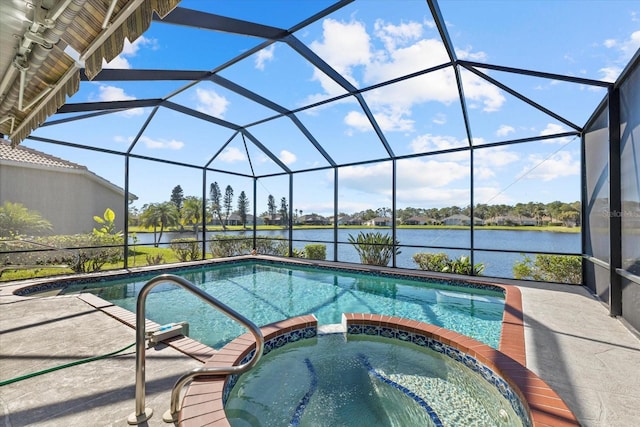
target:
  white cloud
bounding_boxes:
[195,88,229,117]
[599,66,621,82]
[496,125,515,137]
[339,158,469,194]
[621,30,640,59]
[139,135,184,150]
[218,147,245,162]
[113,135,130,144]
[459,69,505,112]
[103,36,156,69]
[373,19,423,52]
[308,17,505,131]
[600,30,640,81]
[344,111,372,131]
[279,150,297,165]
[539,123,572,143]
[255,45,275,70]
[474,146,520,180]
[94,85,143,116]
[475,146,519,167]
[432,113,446,125]
[518,151,579,181]
[97,85,133,102]
[309,19,371,91]
[456,46,488,62]
[344,110,415,132]
[474,186,514,205]
[409,134,467,153]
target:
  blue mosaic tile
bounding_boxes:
[15,258,506,301]
[342,322,532,427]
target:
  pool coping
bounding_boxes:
[178,313,578,427]
[3,256,574,425]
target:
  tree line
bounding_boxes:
[128,184,292,240]
[353,200,581,226]
[128,184,581,237]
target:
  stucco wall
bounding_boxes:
[0,163,126,235]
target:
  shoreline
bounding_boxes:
[129,225,581,234]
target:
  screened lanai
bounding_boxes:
[0,0,639,332]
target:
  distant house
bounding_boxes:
[486,216,536,226]
[262,215,285,226]
[246,214,264,226]
[336,215,363,226]
[299,214,329,225]
[442,214,484,226]
[364,217,392,226]
[225,213,242,226]
[403,216,436,225]
[0,141,136,235]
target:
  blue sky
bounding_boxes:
[24,0,640,217]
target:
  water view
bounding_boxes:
[131,228,580,279]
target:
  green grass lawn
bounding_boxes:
[1,224,579,282]
[0,245,178,282]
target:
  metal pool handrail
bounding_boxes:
[127,274,264,425]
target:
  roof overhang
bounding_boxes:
[0,0,180,146]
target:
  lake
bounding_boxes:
[130,228,580,279]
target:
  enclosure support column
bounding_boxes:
[470,147,475,274]
[201,169,207,258]
[253,178,257,250]
[123,155,130,269]
[334,168,339,262]
[392,160,397,268]
[608,86,622,317]
[580,133,587,286]
[288,173,293,257]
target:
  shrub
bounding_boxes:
[208,235,288,258]
[412,252,450,272]
[254,236,288,256]
[348,232,400,266]
[446,255,485,275]
[145,253,165,265]
[305,244,326,260]
[209,235,249,257]
[0,234,124,273]
[170,238,201,262]
[513,254,582,284]
[413,252,485,275]
[287,248,306,258]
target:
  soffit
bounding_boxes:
[0,0,180,145]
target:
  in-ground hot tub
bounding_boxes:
[178,314,579,427]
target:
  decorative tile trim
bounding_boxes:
[345,315,530,427]
[180,314,579,427]
[13,256,505,297]
[343,314,579,427]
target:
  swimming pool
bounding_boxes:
[226,333,523,426]
[55,259,505,348]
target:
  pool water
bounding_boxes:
[61,261,504,348]
[225,334,522,427]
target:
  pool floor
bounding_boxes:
[59,261,505,348]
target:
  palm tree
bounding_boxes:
[0,201,53,238]
[140,202,179,247]
[182,196,203,235]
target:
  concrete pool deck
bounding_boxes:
[1,274,639,426]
